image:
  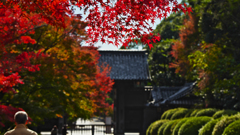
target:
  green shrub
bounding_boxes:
[199,118,221,135]
[161,109,173,119]
[171,108,189,120]
[149,120,169,135]
[166,108,185,119]
[161,108,183,119]
[178,116,212,135]
[184,109,194,117]
[161,108,178,120]
[163,119,180,135]
[158,121,171,135]
[222,119,240,135]
[195,108,218,117]
[170,119,181,133]
[146,121,156,135]
[190,109,201,117]
[213,110,238,119]
[172,118,188,135]
[212,113,240,135]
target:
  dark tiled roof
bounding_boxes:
[161,82,197,103]
[148,82,197,106]
[151,86,181,102]
[98,49,150,80]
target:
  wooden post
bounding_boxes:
[91,125,95,135]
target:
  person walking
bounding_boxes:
[4,111,37,135]
[51,125,58,135]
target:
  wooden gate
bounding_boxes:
[69,124,113,135]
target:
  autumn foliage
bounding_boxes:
[169,14,199,80]
[0,0,191,127]
[1,18,114,127]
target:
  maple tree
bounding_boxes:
[0,0,191,128]
[169,14,199,81]
[0,11,112,130]
[0,16,114,129]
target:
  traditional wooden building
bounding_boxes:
[98,49,151,135]
[99,50,200,135]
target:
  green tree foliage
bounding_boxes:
[191,0,240,108]
[147,12,186,86]
[171,0,240,109]
[188,43,235,106]
[153,12,185,40]
[148,39,185,86]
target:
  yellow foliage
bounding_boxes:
[10,50,19,53]
[63,90,70,96]
[71,82,79,90]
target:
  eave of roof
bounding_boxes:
[147,82,197,106]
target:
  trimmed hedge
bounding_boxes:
[170,119,181,133]
[158,121,171,135]
[149,120,169,135]
[178,116,212,135]
[213,110,238,119]
[190,109,201,117]
[171,108,189,120]
[199,118,221,135]
[212,113,240,135]
[165,109,178,120]
[184,109,194,117]
[195,108,218,117]
[163,119,180,135]
[149,108,238,135]
[222,119,240,135]
[161,108,179,119]
[172,118,188,135]
[146,121,157,135]
[161,109,174,119]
